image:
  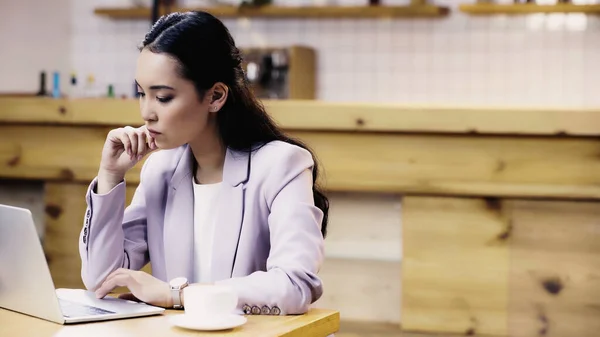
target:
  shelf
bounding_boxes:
[93,5,449,20]
[460,3,600,15]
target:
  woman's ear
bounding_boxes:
[209,82,228,112]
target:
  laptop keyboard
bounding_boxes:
[59,299,116,318]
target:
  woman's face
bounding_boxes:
[135,49,215,150]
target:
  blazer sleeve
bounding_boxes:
[216,146,325,315]
[79,160,151,291]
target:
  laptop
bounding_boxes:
[0,204,165,324]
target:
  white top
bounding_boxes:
[192,178,222,284]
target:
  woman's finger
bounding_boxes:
[136,131,147,160]
[127,131,138,158]
[95,268,133,297]
[119,131,132,157]
[95,274,132,298]
[143,127,157,151]
[102,268,130,285]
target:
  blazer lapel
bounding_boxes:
[210,148,250,281]
[163,145,195,282]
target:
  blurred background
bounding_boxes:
[1,0,600,336]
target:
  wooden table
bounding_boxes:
[0,308,339,337]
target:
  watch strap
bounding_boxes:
[171,286,183,309]
[170,279,188,309]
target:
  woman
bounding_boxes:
[78,10,328,316]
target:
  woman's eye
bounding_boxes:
[157,96,173,103]
[137,92,145,98]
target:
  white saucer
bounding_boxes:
[169,313,247,331]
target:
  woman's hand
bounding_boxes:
[97,126,157,194]
[94,268,172,308]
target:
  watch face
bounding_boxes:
[169,277,188,288]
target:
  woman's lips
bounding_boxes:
[147,129,161,137]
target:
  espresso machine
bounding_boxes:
[241,46,316,100]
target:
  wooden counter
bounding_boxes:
[2,98,600,198]
[2,97,600,134]
[2,97,600,336]
[0,307,339,337]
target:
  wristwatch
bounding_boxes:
[169,277,189,309]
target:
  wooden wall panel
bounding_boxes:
[44,183,87,289]
[3,126,600,199]
[43,182,139,290]
[401,197,510,336]
[0,125,145,184]
[300,132,600,198]
[402,197,600,336]
[508,201,600,337]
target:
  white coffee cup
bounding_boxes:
[183,285,238,319]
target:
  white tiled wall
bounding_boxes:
[2,0,599,105]
[0,0,71,93]
[69,0,600,107]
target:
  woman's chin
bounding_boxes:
[154,140,184,151]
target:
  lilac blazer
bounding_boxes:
[78,141,325,315]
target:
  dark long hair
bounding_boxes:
[140,11,329,237]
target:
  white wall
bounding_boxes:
[0,0,72,94]
[68,0,600,107]
[3,0,598,106]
